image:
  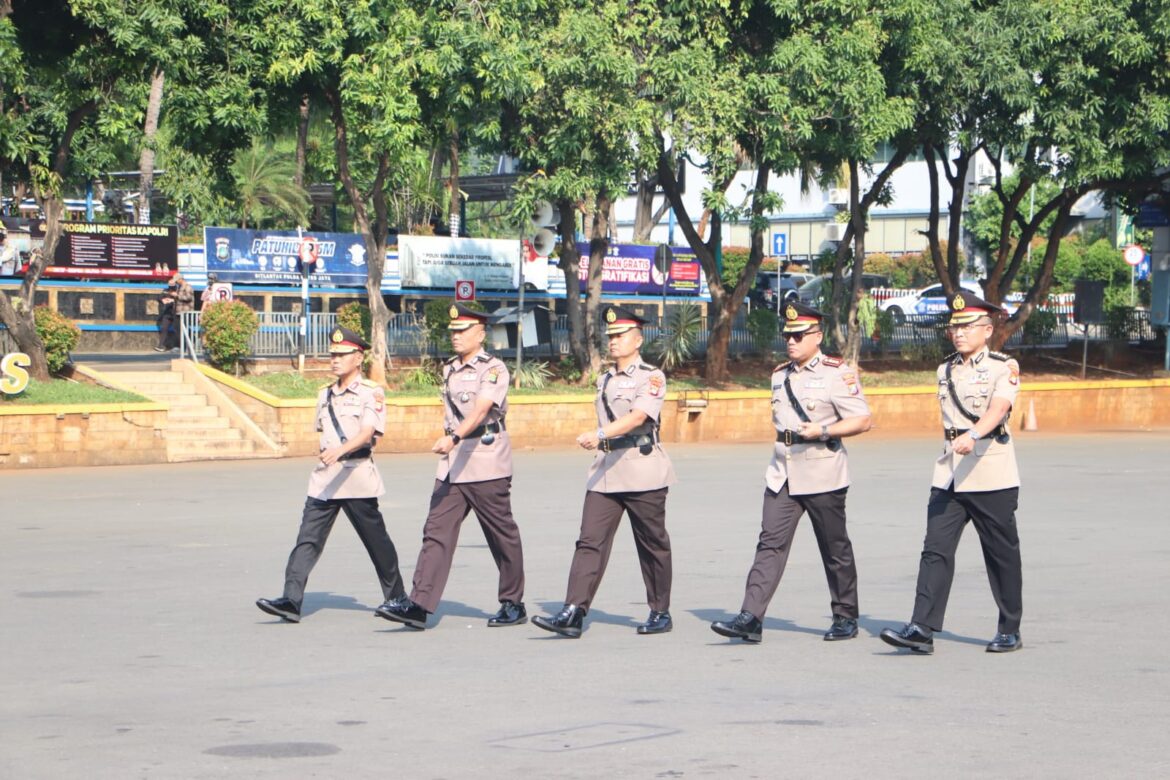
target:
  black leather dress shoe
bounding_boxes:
[986,632,1022,653]
[256,597,300,623]
[824,615,859,641]
[710,611,763,643]
[532,604,585,638]
[879,622,934,654]
[374,595,427,630]
[487,600,528,627]
[636,610,672,635]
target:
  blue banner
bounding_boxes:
[573,242,705,296]
[203,227,369,286]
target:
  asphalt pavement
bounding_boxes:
[2,434,1168,778]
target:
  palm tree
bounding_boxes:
[231,141,311,229]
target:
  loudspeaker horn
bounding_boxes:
[531,228,557,257]
[529,200,560,229]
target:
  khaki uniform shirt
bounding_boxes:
[436,350,512,484]
[585,362,676,494]
[932,347,1020,492]
[173,279,195,315]
[306,378,386,500]
[766,353,870,496]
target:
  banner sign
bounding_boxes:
[574,242,704,296]
[398,235,547,291]
[203,227,369,286]
[41,222,178,280]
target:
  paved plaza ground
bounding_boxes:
[2,433,1169,778]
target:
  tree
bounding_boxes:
[0,0,191,380]
[230,141,310,228]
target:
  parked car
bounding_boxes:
[879,280,983,324]
[748,272,814,309]
[796,273,892,307]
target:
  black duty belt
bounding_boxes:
[776,429,840,452]
[337,447,372,461]
[445,420,506,440]
[944,425,1009,442]
[599,432,658,454]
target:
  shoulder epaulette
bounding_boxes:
[444,354,459,364]
[988,350,1011,362]
[318,382,333,392]
[638,362,658,372]
[359,378,379,388]
[772,361,792,373]
[821,355,844,368]
[943,351,959,363]
[476,353,492,363]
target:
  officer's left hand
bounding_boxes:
[576,431,600,450]
[318,446,345,466]
[797,422,821,441]
[432,435,456,455]
[952,432,976,455]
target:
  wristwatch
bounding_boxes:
[819,424,831,442]
[597,428,607,441]
[968,429,981,441]
[449,433,462,445]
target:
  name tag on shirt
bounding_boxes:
[617,379,636,389]
[805,380,826,389]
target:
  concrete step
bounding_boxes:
[126,382,197,397]
[116,371,185,385]
[167,427,243,442]
[167,405,220,420]
[168,439,274,462]
[167,415,231,430]
[159,394,209,408]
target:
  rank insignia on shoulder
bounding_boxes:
[773,361,791,373]
[989,351,1011,361]
[476,353,492,362]
[360,378,379,388]
[822,356,844,367]
[943,351,959,363]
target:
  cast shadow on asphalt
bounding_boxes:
[686,608,986,648]
[518,600,641,639]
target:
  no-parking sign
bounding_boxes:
[1124,244,1145,267]
[455,279,475,301]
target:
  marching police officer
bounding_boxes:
[711,302,872,643]
[881,291,1024,654]
[533,305,675,638]
[256,327,406,622]
[375,304,527,630]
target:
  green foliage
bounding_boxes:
[865,252,935,289]
[746,308,779,352]
[1022,309,1057,346]
[421,298,484,354]
[337,302,372,341]
[200,301,258,372]
[900,338,948,365]
[556,355,582,384]
[649,302,702,371]
[245,370,330,399]
[856,295,878,339]
[873,308,896,352]
[1104,305,1137,340]
[231,141,310,229]
[403,360,441,389]
[0,379,145,405]
[33,306,80,374]
[513,361,553,390]
[721,247,753,292]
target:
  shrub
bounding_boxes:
[514,360,552,389]
[403,361,441,389]
[746,307,779,352]
[556,354,582,384]
[1022,309,1057,345]
[34,306,81,374]
[648,301,702,370]
[337,302,372,341]
[201,300,258,371]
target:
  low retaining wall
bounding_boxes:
[198,370,1170,456]
[0,402,168,469]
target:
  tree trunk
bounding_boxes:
[841,159,866,365]
[294,93,311,189]
[137,68,165,225]
[0,191,61,381]
[555,197,589,373]
[583,194,610,374]
[447,126,460,236]
[992,198,1075,349]
[327,89,389,383]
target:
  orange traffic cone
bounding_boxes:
[1023,398,1038,432]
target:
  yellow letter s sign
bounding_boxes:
[1,352,31,395]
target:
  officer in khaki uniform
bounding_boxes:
[533,305,676,638]
[256,327,406,623]
[881,291,1024,654]
[376,304,526,630]
[712,302,872,643]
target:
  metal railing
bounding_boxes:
[180,311,339,361]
